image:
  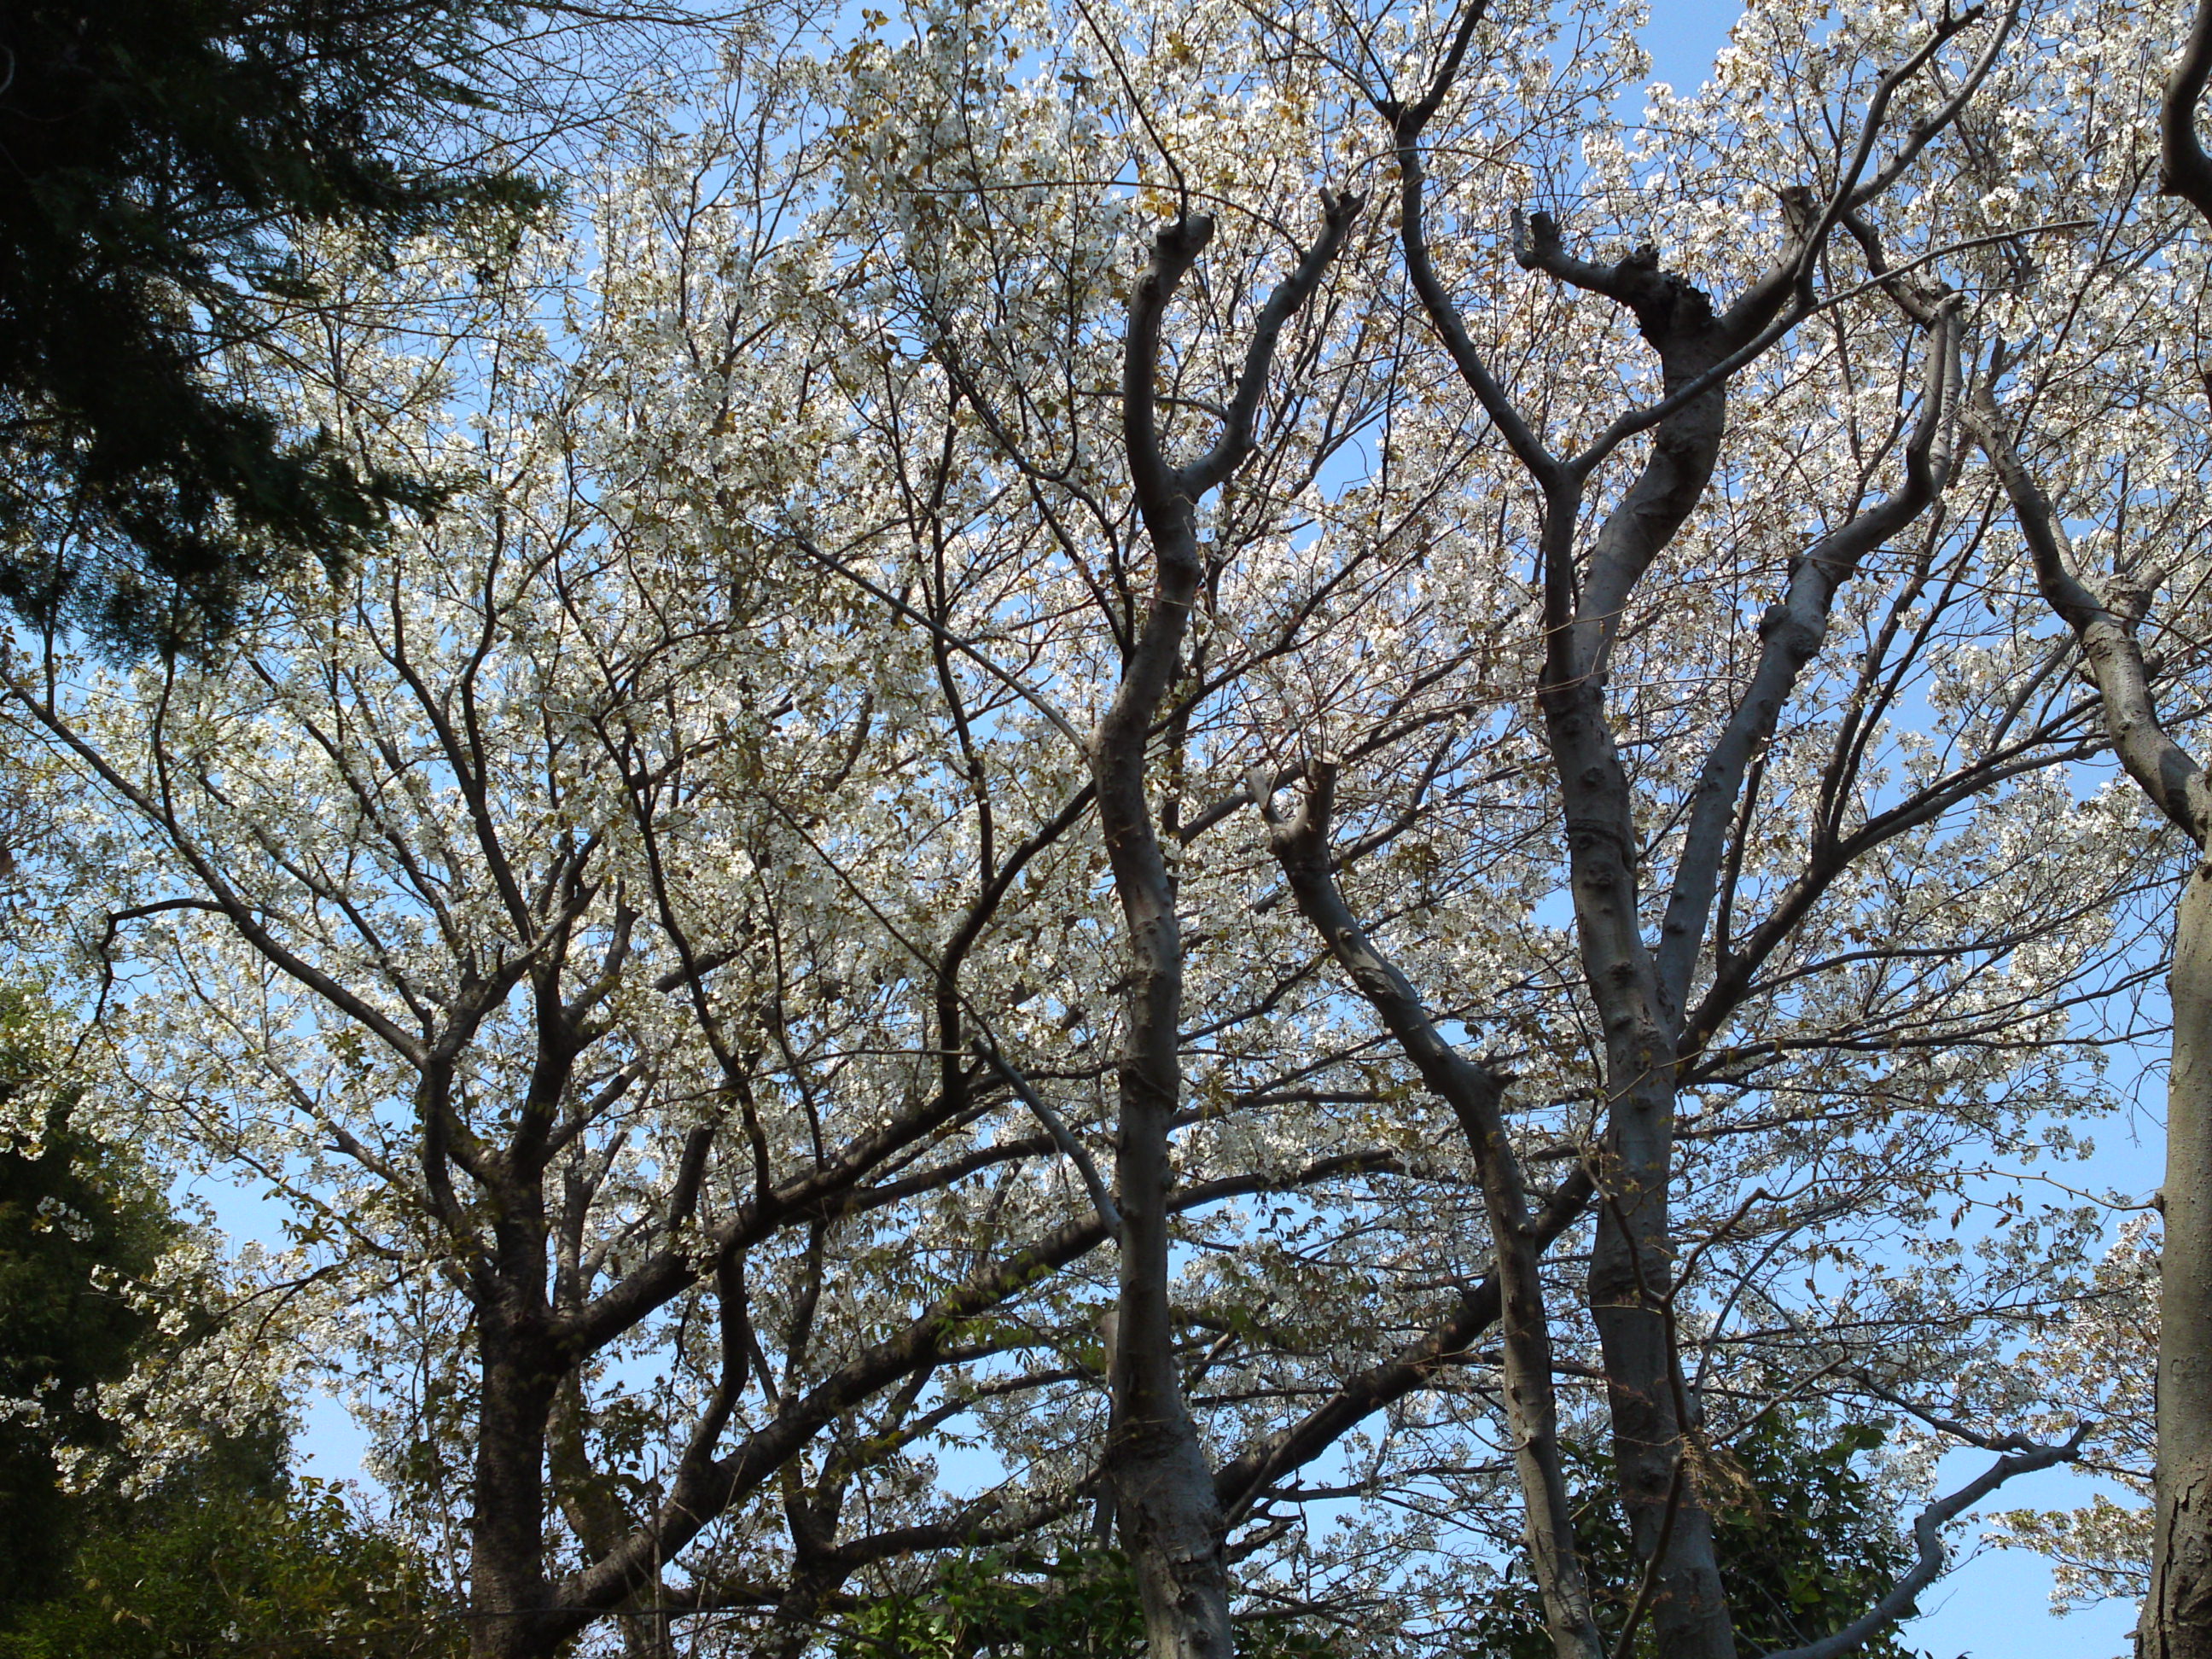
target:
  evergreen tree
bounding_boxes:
[0,1452,467,1659]
[0,987,463,1652]
[1465,1412,1931,1658]
[832,1546,1349,1659]
[0,993,170,1615]
[0,0,545,654]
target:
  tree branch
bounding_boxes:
[2163,0,2212,217]
[1754,1427,2087,1659]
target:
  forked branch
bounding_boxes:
[1965,388,2212,847]
[2164,0,2212,216]
[1755,1426,2087,1659]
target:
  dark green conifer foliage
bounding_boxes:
[0,996,170,1615]
[0,1457,469,1659]
[0,0,544,654]
[831,1545,1351,1658]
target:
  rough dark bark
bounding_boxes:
[474,1320,562,1659]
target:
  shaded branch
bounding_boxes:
[2164,0,2212,218]
[1755,1427,2087,1659]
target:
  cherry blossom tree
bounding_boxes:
[3,0,2200,1656]
[1939,0,2212,1650]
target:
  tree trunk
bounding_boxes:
[2151,8,2212,1648]
[2153,863,2212,1659]
[1589,1196,1736,1657]
[1095,212,1239,1659]
[1264,771,1603,1658]
[473,1320,560,1659]
[1097,777,1235,1659]
[1545,613,1738,1659]
[1099,195,1358,1659]
[1965,392,2212,1659]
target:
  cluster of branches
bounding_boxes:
[9,0,2212,1656]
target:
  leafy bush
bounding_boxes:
[1465,1412,1929,1658]
[832,1545,1347,1659]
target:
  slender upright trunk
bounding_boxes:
[1101,195,1359,1659]
[1265,771,1603,1658]
[1095,212,1239,1659]
[1588,1190,1735,1655]
[2152,7,2212,1645]
[2152,864,2212,1659]
[1096,602,1234,1656]
[1550,682,1738,1659]
[1540,459,1738,1659]
[474,1318,560,1659]
[1968,388,2212,1659]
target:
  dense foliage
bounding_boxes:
[0,0,2202,1652]
[830,1546,1348,1659]
[0,988,461,1655]
[0,992,172,1614]
[0,0,543,652]
[1469,1416,1930,1659]
[0,1457,465,1659]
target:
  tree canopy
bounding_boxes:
[2,0,2205,1655]
[0,988,460,1656]
[0,992,173,1615]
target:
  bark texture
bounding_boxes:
[1525,247,1755,1659]
[2136,25,2212,1647]
[474,1325,561,1659]
[2153,865,2212,1659]
[1103,195,1359,1659]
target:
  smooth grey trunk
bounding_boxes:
[1389,61,1970,1634]
[2152,864,2212,1658]
[1968,387,2212,1659]
[2155,27,2212,1650]
[1563,306,1953,1656]
[1528,290,1743,1659]
[1585,308,1956,1659]
[1389,53,1966,1644]
[1264,762,1603,1659]
[1382,23,1815,1630]
[1103,196,1359,1659]
[1551,666,1738,1659]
